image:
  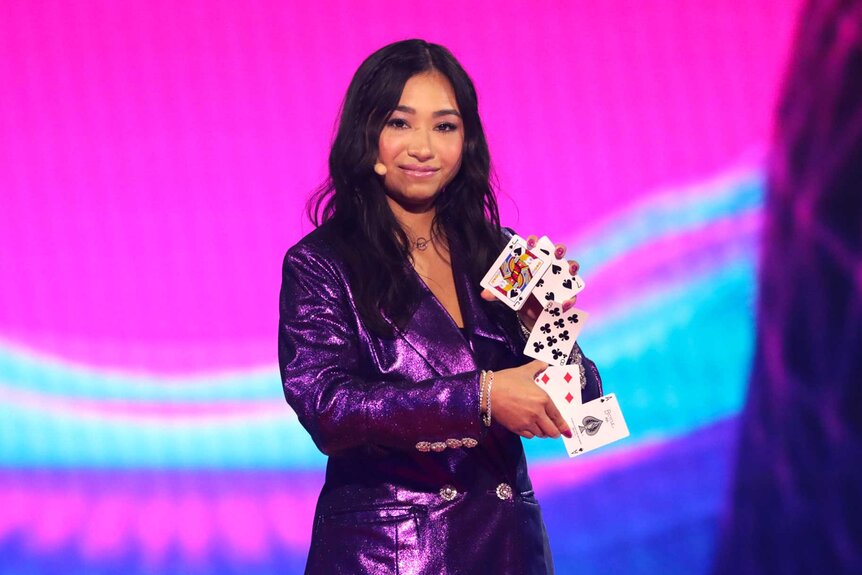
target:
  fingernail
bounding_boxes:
[563,429,572,438]
[562,301,572,312]
[527,238,537,248]
[554,247,564,258]
[570,264,579,275]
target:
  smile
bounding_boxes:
[399,165,440,178]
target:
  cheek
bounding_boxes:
[444,139,464,168]
[444,150,463,186]
[377,133,398,163]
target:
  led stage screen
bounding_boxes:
[0,1,801,573]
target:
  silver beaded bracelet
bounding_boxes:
[517,315,531,340]
[572,345,587,389]
[479,370,487,420]
[482,370,494,427]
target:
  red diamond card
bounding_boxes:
[533,365,583,425]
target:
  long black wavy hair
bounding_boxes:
[307,39,504,335]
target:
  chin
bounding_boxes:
[387,186,444,207]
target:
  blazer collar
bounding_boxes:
[384,230,512,377]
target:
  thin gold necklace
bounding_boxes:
[410,228,438,251]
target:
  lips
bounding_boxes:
[399,165,440,178]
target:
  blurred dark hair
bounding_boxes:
[307,39,502,335]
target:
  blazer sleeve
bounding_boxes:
[575,343,604,402]
[278,245,485,456]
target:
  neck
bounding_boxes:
[386,197,437,241]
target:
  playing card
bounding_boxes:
[480,234,554,311]
[533,365,583,421]
[523,302,589,365]
[529,235,585,304]
[532,255,585,305]
[535,235,556,254]
[565,393,630,457]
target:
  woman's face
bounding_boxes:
[376,71,464,212]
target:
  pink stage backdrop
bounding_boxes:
[0,1,801,573]
[0,0,793,373]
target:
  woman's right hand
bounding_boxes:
[488,359,573,439]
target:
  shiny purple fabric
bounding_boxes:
[278,223,603,575]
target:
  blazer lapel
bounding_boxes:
[450,237,514,351]
[383,273,475,377]
[382,231,517,377]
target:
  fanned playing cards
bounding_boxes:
[533,369,631,458]
[483,232,631,459]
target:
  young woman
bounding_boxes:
[279,39,602,574]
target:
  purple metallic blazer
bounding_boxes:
[278,223,603,575]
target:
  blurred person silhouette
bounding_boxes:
[714,1,862,573]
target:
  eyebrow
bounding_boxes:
[394,105,462,118]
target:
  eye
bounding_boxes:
[435,122,459,133]
[385,118,409,129]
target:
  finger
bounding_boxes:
[524,424,544,438]
[522,430,535,439]
[480,288,496,301]
[519,297,543,323]
[526,235,538,249]
[554,243,566,260]
[568,259,580,275]
[545,403,573,438]
[561,296,578,312]
[535,413,561,439]
[524,359,549,378]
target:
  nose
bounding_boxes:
[407,128,434,162]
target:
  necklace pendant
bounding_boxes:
[415,237,429,251]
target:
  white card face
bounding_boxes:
[533,365,582,421]
[565,393,630,457]
[536,235,555,254]
[480,235,554,311]
[531,236,585,304]
[523,302,589,365]
[533,263,585,305]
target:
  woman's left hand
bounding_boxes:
[480,234,580,330]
